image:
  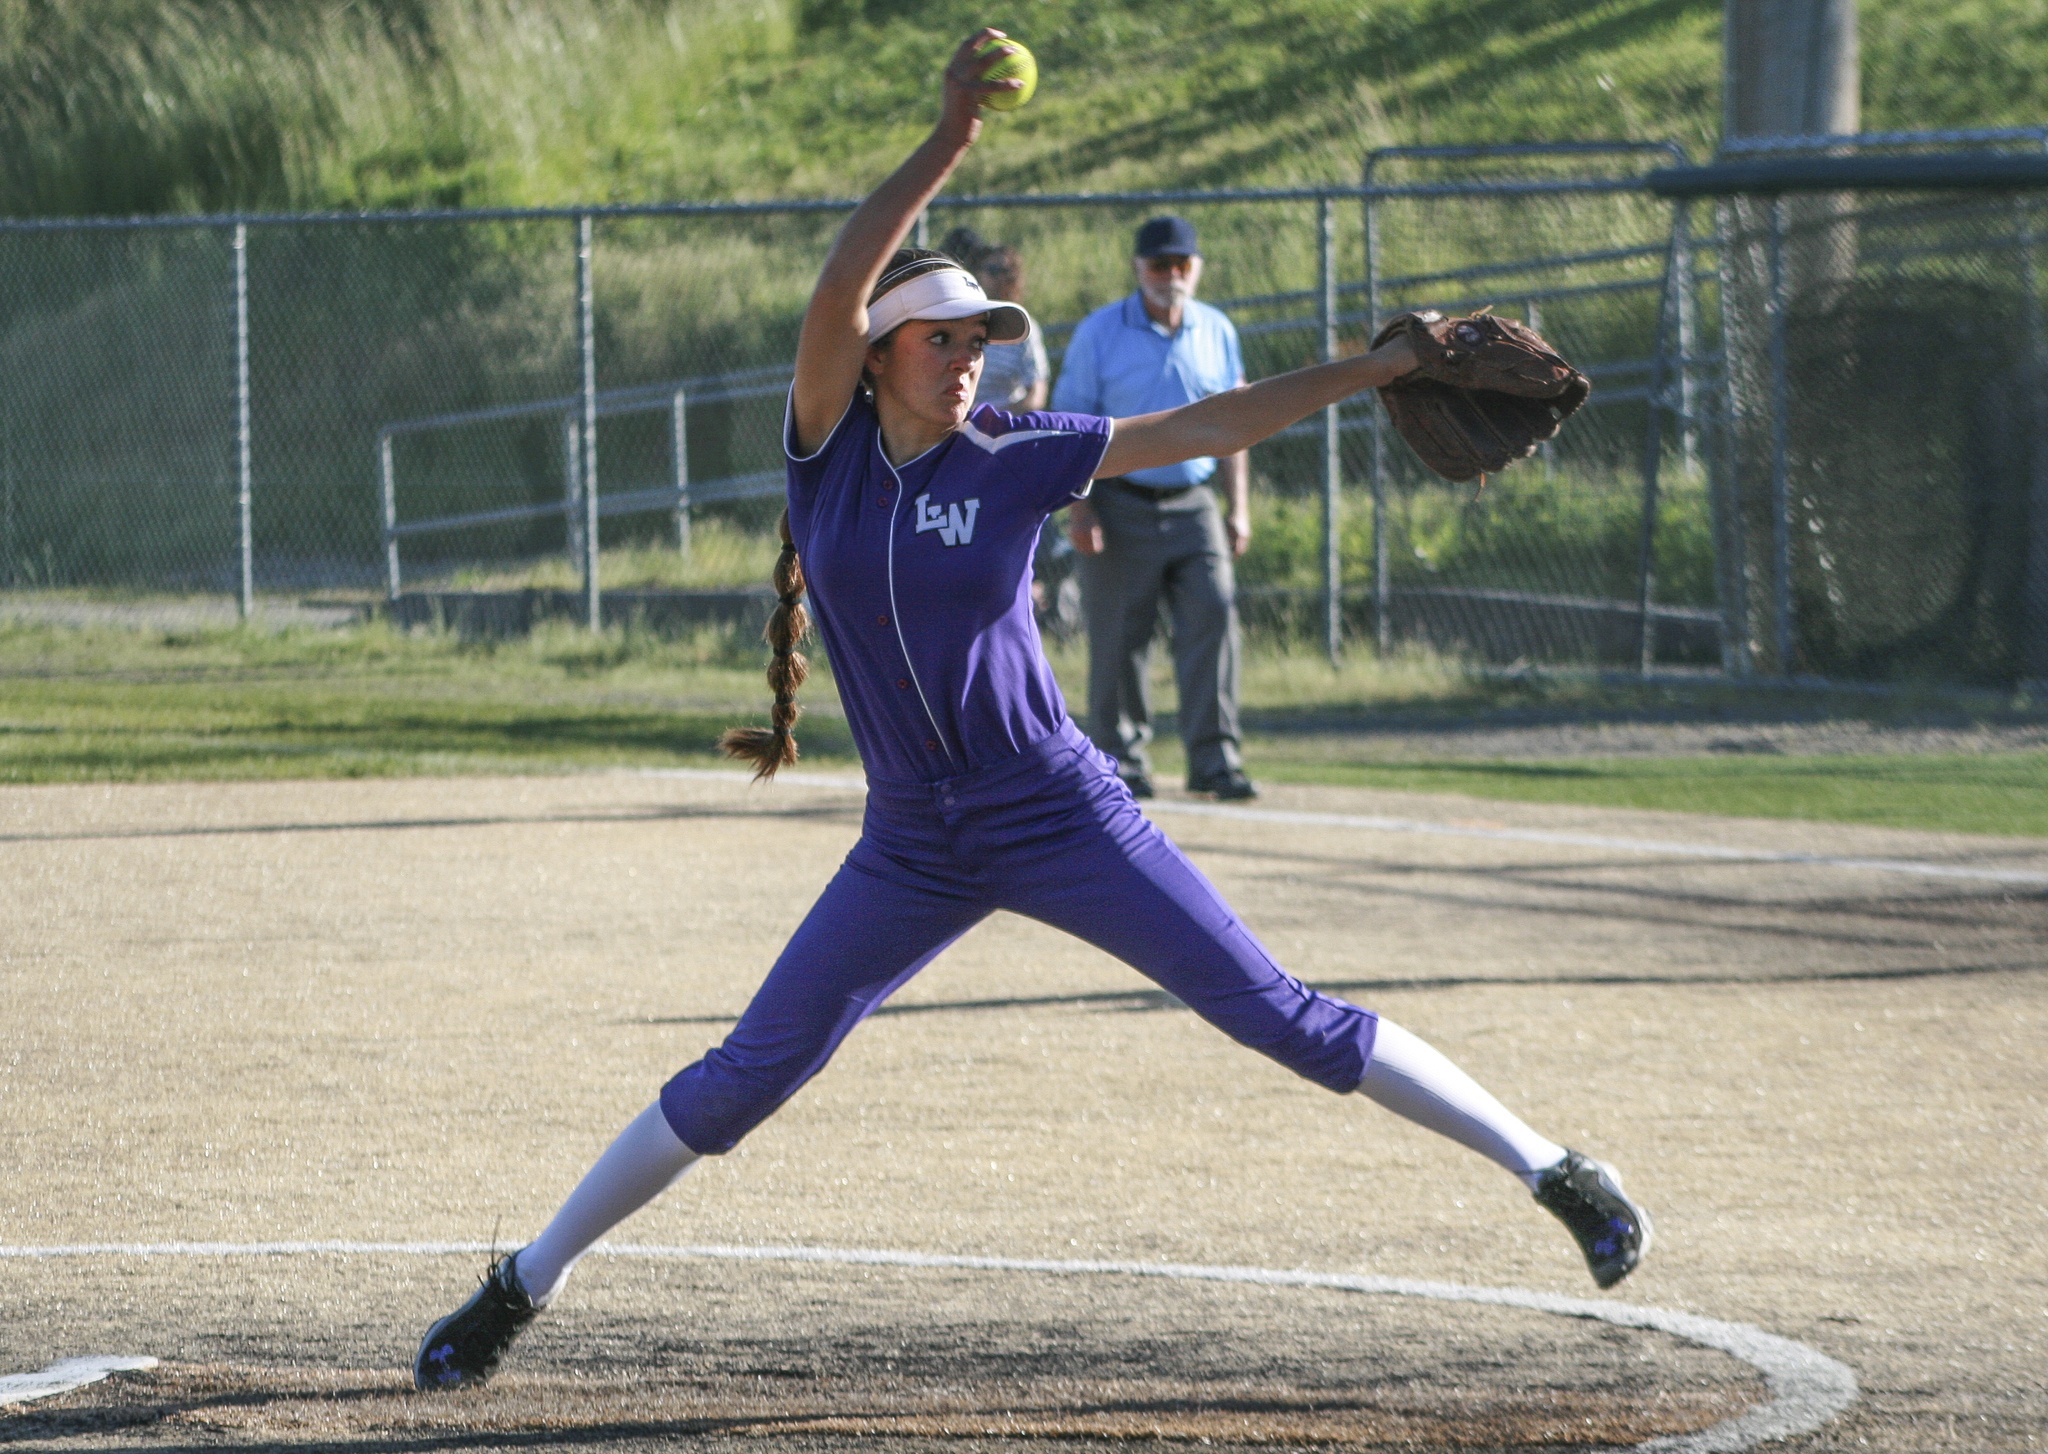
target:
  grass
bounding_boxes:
[0,617,856,782]
[6,615,2046,840]
[10,1,2047,220]
[1039,637,2048,837]
[1237,748,2048,839]
[445,520,784,592]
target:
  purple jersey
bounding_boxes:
[785,391,1113,783]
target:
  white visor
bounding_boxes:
[866,265,1031,345]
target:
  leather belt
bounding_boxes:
[1103,476,1198,501]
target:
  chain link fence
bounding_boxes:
[6,136,2046,687]
[1353,144,1708,670]
[1666,129,2048,689]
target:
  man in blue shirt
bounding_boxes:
[1053,215,1255,800]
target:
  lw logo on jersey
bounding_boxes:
[913,494,980,547]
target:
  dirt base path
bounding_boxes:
[1,772,2042,1451]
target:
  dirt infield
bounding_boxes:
[1,771,2043,1451]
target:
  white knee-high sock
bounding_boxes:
[1355,1019,1567,1191]
[514,1101,699,1308]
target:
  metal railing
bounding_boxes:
[1719,126,2048,156]
[377,365,798,600]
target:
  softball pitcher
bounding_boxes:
[415,29,1650,1391]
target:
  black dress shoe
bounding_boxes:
[1190,769,1258,801]
[1119,773,1156,799]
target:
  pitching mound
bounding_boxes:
[3,1258,1762,1451]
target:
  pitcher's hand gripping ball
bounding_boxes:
[974,37,1037,110]
[1372,309,1590,484]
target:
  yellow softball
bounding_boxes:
[974,38,1037,111]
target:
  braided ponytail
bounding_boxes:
[723,250,945,779]
[718,509,810,780]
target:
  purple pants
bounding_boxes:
[660,720,1378,1155]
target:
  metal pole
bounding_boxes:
[1364,181,1391,655]
[233,223,253,620]
[2019,193,2048,690]
[1527,298,1553,481]
[915,210,930,249]
[1673,201,1699,475]
[1766,196,1795,675]
[577,213,600,631]
[562,412,583,568]
[1713,202,1753,677]
[1319,196,1341,663]
[2,411,13,588]
[672,388,691,557]
[1635,209,1682,676]
[379,431,400,600]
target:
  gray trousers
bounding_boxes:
[1077,480,1243,784]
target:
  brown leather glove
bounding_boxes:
[1372,309,1591,483]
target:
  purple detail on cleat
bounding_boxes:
[412,1253,539,1391]
[1534,1151,1652,1290]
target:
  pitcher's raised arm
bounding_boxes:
[789,29,1025,455]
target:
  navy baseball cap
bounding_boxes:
[1134,215,1200,258]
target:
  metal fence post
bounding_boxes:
[1634,207,1682,675]
[1363,179,1391,655]
[233,223,253,620]
[672,388,691,557]
[2020,191,2048,690]
[1673,201,1699,474]
[577,213,600,631]
[1713,202,1753,676]
[562,412,584,567]
[1766,195,1795,675]
[379,430,400,600]
[1319,195,1341,663]
[1,426,12,589]
[1527,297,1554,480]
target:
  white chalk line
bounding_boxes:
[0,1355,157,1408]
[0,1239,1854,1453]
[634,765,2048,887]
[1147,799,2048,887]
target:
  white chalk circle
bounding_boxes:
[0,1240,1856,1451]
[0,1355,158,1407]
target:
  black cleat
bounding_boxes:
[1534,1151,1653,1289]
[1120,772,1156,799]
[1190,769,1259,801]
[414,1251,539,1391]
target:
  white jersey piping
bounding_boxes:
[958,418,1072,454]
[882,450,957,768]
[1076,417,1114,499]
[783,386,855,464]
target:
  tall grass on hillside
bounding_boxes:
[8,0,2048,222]
[0,0,794,218]
[0,1,411,216]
